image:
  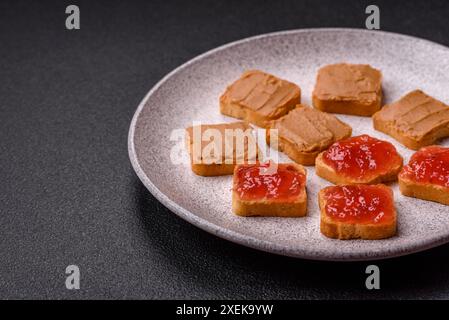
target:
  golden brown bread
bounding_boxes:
[373,90,449,150]
[315,135,403,185]
[266,105,352,166]
[398,146,449,205]
[232,163,307,217]
[315,152,402,185]
[220,70,301,128]
[399,178,449,206]
[319,184,397,240]
[312,63,383,116]
[185,122,259,176]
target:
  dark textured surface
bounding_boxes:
[1,0,449,299]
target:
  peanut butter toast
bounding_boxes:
[220,70,301,128]
[373,90,449,150]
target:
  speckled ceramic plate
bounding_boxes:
[128,28,449,261]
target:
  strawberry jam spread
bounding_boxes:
[322,134,402,180]
[323,185,395,224]
[234,163,305,201]
[399,146,449,188]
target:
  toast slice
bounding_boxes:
[398,146,449,205]
[312,63,382,116]
[220,70,301,128]
[319,184,397,240]
[185,122,259,176]
[315,134,403,185]
[232,162,307,217]
[373,90,449,150]
[266,105,352,165]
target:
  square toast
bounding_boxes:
[232,162,307,217]
[315,134,403,185]
[312,63,383,116]
[398,146,449,205]
[220,70,301,128]
[373,90,449,150]
[185,122,258,176]
[319,184,397,240]
[267,105,352,166]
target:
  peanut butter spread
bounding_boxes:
[271,105,352,152]
[313,63,382,104]
[220,70,300,117]
[186,122,258,164]
[374,90,449,139]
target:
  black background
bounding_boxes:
[1,0,449,299]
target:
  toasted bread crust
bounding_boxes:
[373,113,449,150]
[372,114,430,150]
[219,70,301,128]
[232,163,307,217]
[318,186,397,240]
[265,108,352,166]
[190,163,236,176]
[398,176,449,205]
[220,99,297,128]
[315,152,402,185]
[186,122,259,176]
[232,193,307,217]
[313,95,382,117]
[372,90,449,150]
[312,63,383,116]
